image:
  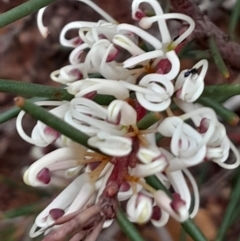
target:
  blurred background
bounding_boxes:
[0,0,239,240]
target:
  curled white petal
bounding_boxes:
[88,132,132,156]
[132,0,171,44]
[60,21,95,47]
[51,64,84,84]
[123,50,164,68]
[16,102,69,147]
[34,173,90,229]
[139,13,195,47]
[167,169,199,218]
[75,0,117,24]
[24,147,85,186]
[175,59,208,102]
[127,194,153,224]
[107,100,137,126]
[68,78,129,100]
[151,209,169,227]
[117,23,162,49]
[65,181,95,214]
[158,117,206,170]
[113,34,145,56]
[122,74,173,112]
[37,7,48,38]
[154,190,189,222]
[212,139,240,169]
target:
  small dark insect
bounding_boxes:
[184,68,198,77]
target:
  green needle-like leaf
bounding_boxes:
[229,0,240,39]
[0,79,73,100]
[181,219,208,241]
[216,169,240,241]
[2,203,45,219]
[0,107,21,124]
[197,97,239,126]
[0,0,59,28]
[116,207,146,241]
[0,97,48,124]
[137,112,162,130]
[145,175,171,196]
[208,37,230,79]
[203,84,240,100]
[15,97,94,150]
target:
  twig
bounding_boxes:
[170,0,240,70]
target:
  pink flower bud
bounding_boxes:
[37,168,51,184]
[49,208,65,220]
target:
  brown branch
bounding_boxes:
[170,0,240,70]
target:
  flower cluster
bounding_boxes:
[16,0,240,240]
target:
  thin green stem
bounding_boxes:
[216,169,240,241]
[196,97,239,126]
[0,0,59,28]
[0,97,47,124]
[0,79,73,100]
[0,79,118,104]
[229,0,240,39]
[15,97,94,150]
[228,205,240,228]
[179,228,187,241]
[92,94,115,105]
[116,207,146,241]
[0,107,20,124]
[145,175,171,196]
[202,84,240,100]
[137,112,162,130]
[155,133,164,143]
[181,219,208,241]
[208,37,229,79]
[1,202,45,219]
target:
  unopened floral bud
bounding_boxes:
[37,168,51,184]
[49,209,65,220]
[151,205,161,221]
[170,193,186,213]
[127,193,153,224]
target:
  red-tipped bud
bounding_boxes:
[37,168,51,184]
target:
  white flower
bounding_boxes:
[67,78,129,100]
[175,59,209,102]
[134,146,168,177]
[50,63,84,84]
[174,102,240,169]
[138,13,195,49]
[158,116,206,170]
[37,0,117,39]
[120,74,174,112]
[18,0,240,240]
[107,100,137,125]
[29,173,95,238]
[126,193,153,224]
[65,97,124,137]
[88,131,132,156]
[16,101,69,147]
[154,190,189,222]
[23,147,86,186]
[199,118,240,169]
[82,39,135,82]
